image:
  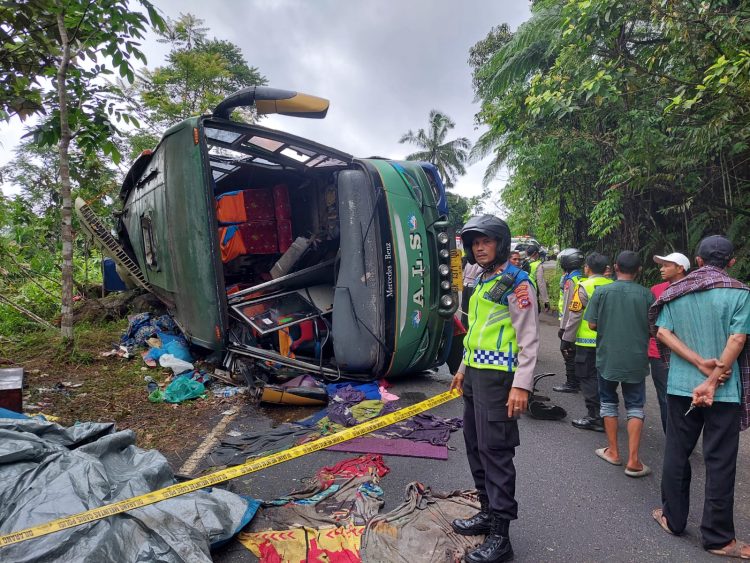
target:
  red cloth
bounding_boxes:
[272,184,291,220]
[219,221,280,262]
[276,220,293,253]
[315,454,389,488]
[648,282,669,358]
[216,188,275,223]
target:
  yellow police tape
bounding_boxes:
[0,389,460,548]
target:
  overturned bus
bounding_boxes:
[79,87,461,381]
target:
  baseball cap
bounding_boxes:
[653,252,690,272]
[697,235,733,262]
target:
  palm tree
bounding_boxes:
[399,110,471,188]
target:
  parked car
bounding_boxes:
[511,236,547,260]
[78,87,461,381]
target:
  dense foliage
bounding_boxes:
[0,10,265,338]
[472,0,750,281]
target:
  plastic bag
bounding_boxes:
[159,353,194,375]
[146,340,193,363]
[164,376,205,403]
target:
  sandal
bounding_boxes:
[625,464,651,478]
[652,508,674,535]
[707,540,750,559]
[595,447,622,466]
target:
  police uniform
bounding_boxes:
[528,258,549,308]
[557,269,583,389]
[562,275,613,423]
[460,262,539,522]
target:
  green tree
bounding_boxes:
[399,110,471,189]
[472,0,750,280]
[0,0,163,345]
[123,13,267,151]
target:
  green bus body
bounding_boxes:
[116,114,456,379]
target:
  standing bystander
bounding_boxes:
[650,235,750,558]
[648,252,690,433]
[562,252,612,431]
[585,251,654,477]
[525,244,550,313]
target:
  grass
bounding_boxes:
[1,319,237,466]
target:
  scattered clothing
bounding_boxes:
[373,413,463,446]
[239,524,364,563]
[210,425,315,466]
[121,312,179,348]
[317,400,385,434]
[326,382,381,401]
[326,436,448,460]
[315,454,390,489]
[361,483,484,563]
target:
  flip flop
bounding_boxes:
[595,447,622,466]
[625,463,651,479]
[625,464,651,478]
[707,540,750,559]
[652,508,674,535]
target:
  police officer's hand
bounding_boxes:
[507,387,529,418]
[544,302,550,313]
[449,372,464,394]
[557,328,564,340]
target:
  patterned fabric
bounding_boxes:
[648,265,750,431]
[472,349,518,367]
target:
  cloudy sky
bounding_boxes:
[0,0,531,198]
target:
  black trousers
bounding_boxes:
[463,366,520,520]
[561,345,579,386]
[574,346,600,416]
[662,394,741,549]
[649,358,669,433]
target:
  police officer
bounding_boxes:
[450,215,539,563]
[554,248,585,393]
[525,244,550,313]
[561,252,612,431]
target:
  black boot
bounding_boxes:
[552,382,580,393]
[452,495,491,536]
[465,512,513,562]
[571,415,604,432]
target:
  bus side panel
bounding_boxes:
[161,121,225,350]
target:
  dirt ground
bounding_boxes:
[0,319,242,467]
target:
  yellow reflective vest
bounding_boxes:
[573,276,612,347]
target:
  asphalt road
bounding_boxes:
[212,313,750,562]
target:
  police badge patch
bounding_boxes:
[513,283,531,309]
[569,287,584,312]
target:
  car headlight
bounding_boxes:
[439,249,450,260]
[441,280,451,291]
[440,295,454,308]
[437,232,449,245]
[438,264,450,277]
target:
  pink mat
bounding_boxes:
[326,437,448,460]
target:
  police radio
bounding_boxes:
[484,271,519,305]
